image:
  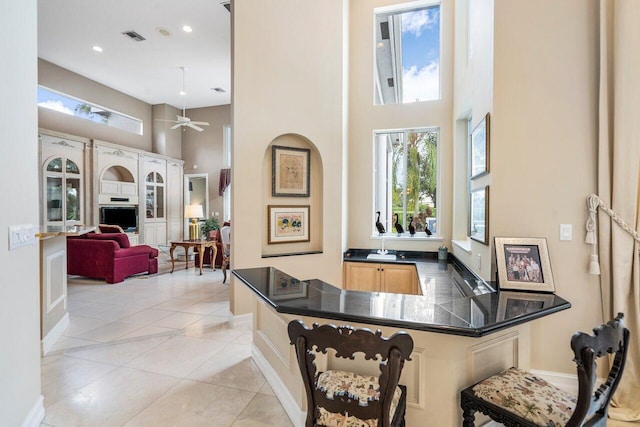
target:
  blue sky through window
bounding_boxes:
[401,5,440,102]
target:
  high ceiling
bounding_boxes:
[37,0,231,110]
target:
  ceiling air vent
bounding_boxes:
[221,1,231,12]
[122,31,146,42]
[387,78,394,88]
[212,87,226,93]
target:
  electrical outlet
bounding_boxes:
[8,224,38,251]
[560,224,573,241]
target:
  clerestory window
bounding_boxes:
[37,86,143,135]
[374,1,441,105]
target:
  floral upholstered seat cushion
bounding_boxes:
[472,367,577,427]
[314,369,402,427]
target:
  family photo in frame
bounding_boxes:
[495,237,555,292]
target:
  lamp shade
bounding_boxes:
[184,204,204,219]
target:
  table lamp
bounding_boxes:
[185,204,204,240]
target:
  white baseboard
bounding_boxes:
[229,312,252,329]
[530,369,579,395]
[251,344,305,427]
[41,312,69,356]
[22,395,44,427]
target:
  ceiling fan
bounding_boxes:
[157,67,210,132]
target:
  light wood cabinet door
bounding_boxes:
[381,264,418,295]
[344,262,380,292]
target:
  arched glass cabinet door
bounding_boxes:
[44,157,82,226]
[145,172,165,220]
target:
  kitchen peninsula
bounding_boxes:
[233,253,570,426]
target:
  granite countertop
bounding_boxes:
[37,225,96,239]
[233,263,571,337]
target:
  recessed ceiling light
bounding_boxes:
[179,90,187,96]
[92,45,103,52]
[182,25,193,33]
[377,42,384,48]
[155,27,172,37]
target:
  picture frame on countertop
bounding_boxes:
[272,145,310,197]
[469,186,489,245]
[268,205,310,244]
[496,291,556,321]
[470,113,490,179]
[495,237,555,292]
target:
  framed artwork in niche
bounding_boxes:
[495,237,555,292]
[470,113,490,179]
[272,145,310,197]
[268,205,310,244]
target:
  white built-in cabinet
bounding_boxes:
[39,130,184,247]
[166,160,184,243]
[141,155,167,246]
[39,131,89,229]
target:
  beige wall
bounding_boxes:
[347,0,454,253]
[491,0,600,373]
[181,104,231,219]
[232,0,347,314]
[0,0,43,424]
[38,59,153,151]
[451,0,494,277]
[151,103,183,159]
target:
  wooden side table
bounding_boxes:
[169,240,218,275]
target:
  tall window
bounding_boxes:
[374,1,441,105]
[374,128,439,236]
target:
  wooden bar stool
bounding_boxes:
[460,313,629,427]
[288,320,413,427]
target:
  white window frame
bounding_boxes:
[372,127,441,240]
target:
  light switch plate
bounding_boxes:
[8,224,38,250]
[560,224,572,241]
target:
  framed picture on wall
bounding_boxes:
[272,145,310,197]
[268,205,310,244]
[495,237,555,292]
[470,113,490,179]
[469,186,489,245]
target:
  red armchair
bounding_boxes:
[67,232,158,284]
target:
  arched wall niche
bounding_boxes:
[262,133,324,256]
[101,165,135,183]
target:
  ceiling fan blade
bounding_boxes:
[187,123,204,132]
[170,123,183,130]
[190,121,210,126]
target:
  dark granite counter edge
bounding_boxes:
[232,269,571,338]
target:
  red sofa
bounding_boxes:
[67,232,158,284]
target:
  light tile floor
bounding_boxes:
[40,267,293,427]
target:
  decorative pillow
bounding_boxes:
[472,367,577,427]
[87,232,131,248]
[315,370,401,427]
